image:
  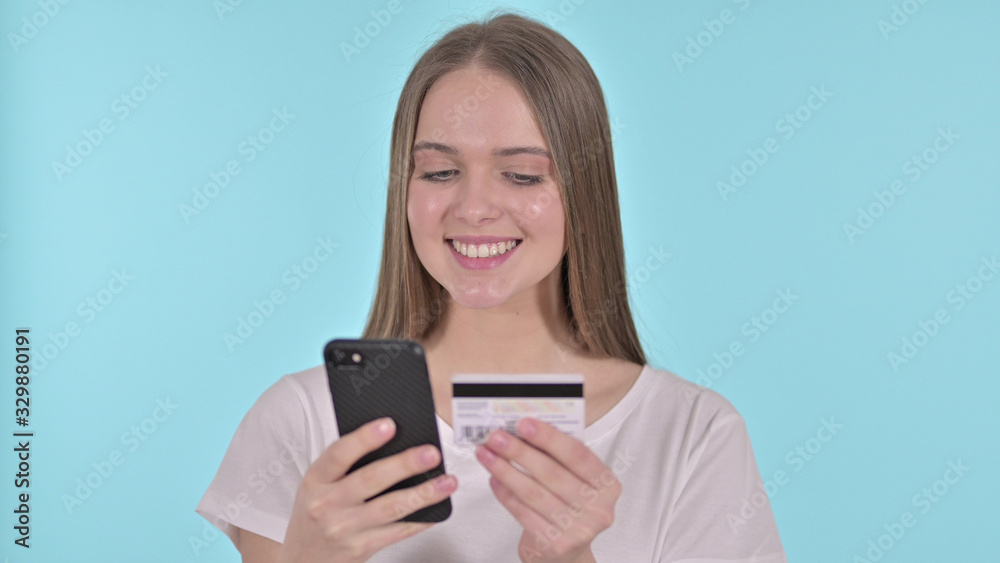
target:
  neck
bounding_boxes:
[421,268,579,375]
[419,266,646,428]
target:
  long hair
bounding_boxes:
[362,12,645,366]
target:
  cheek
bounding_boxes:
[512,189,564,237]
[407,187,447,236]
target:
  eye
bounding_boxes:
[504,172,543,186]
[419,170,458,182]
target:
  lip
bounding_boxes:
[448,235,522,245]
[446,238,520,270]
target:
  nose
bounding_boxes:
[452,170,501,224]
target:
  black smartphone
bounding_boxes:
[323,338,451,523]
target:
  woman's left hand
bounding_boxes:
[476,418,620,563]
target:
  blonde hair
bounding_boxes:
[362,12,645,366]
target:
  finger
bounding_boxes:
[365,472,458,524]
[340,444,444,505]
[305,417,396,485]
[516,418,613,490]
[489,476,586,553]
[489,475,554,528]
[315,473,456,540]
[477,442,568,521]
[482,428,582,504]
[491,470,614,553]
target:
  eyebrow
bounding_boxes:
[412,141,551,160]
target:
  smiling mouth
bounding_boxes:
[447,239,520,258]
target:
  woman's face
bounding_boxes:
[407,66,566,311]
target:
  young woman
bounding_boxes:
[197,13,786,563]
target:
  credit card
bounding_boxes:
[452,374,585,446]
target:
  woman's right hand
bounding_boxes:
[276,417,457,563]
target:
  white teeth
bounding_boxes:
[451,239,519,258]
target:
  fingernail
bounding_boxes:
[518,418,537,438]
[488,430,508,449]
[436,475,456,491]
[477,446,497,464]
[376,418,395,436]
[420,447,440,466]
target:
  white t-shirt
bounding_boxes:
[196,364,786,562]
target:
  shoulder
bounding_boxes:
[278,363,332,412]
[625,365,750,451]
[245,364,328,426]
[638,364,742,420]
[233,364,337,460]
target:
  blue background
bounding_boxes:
[2,1,997,561]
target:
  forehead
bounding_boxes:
[415,67,547,150]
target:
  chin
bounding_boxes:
[445,283,513,310]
